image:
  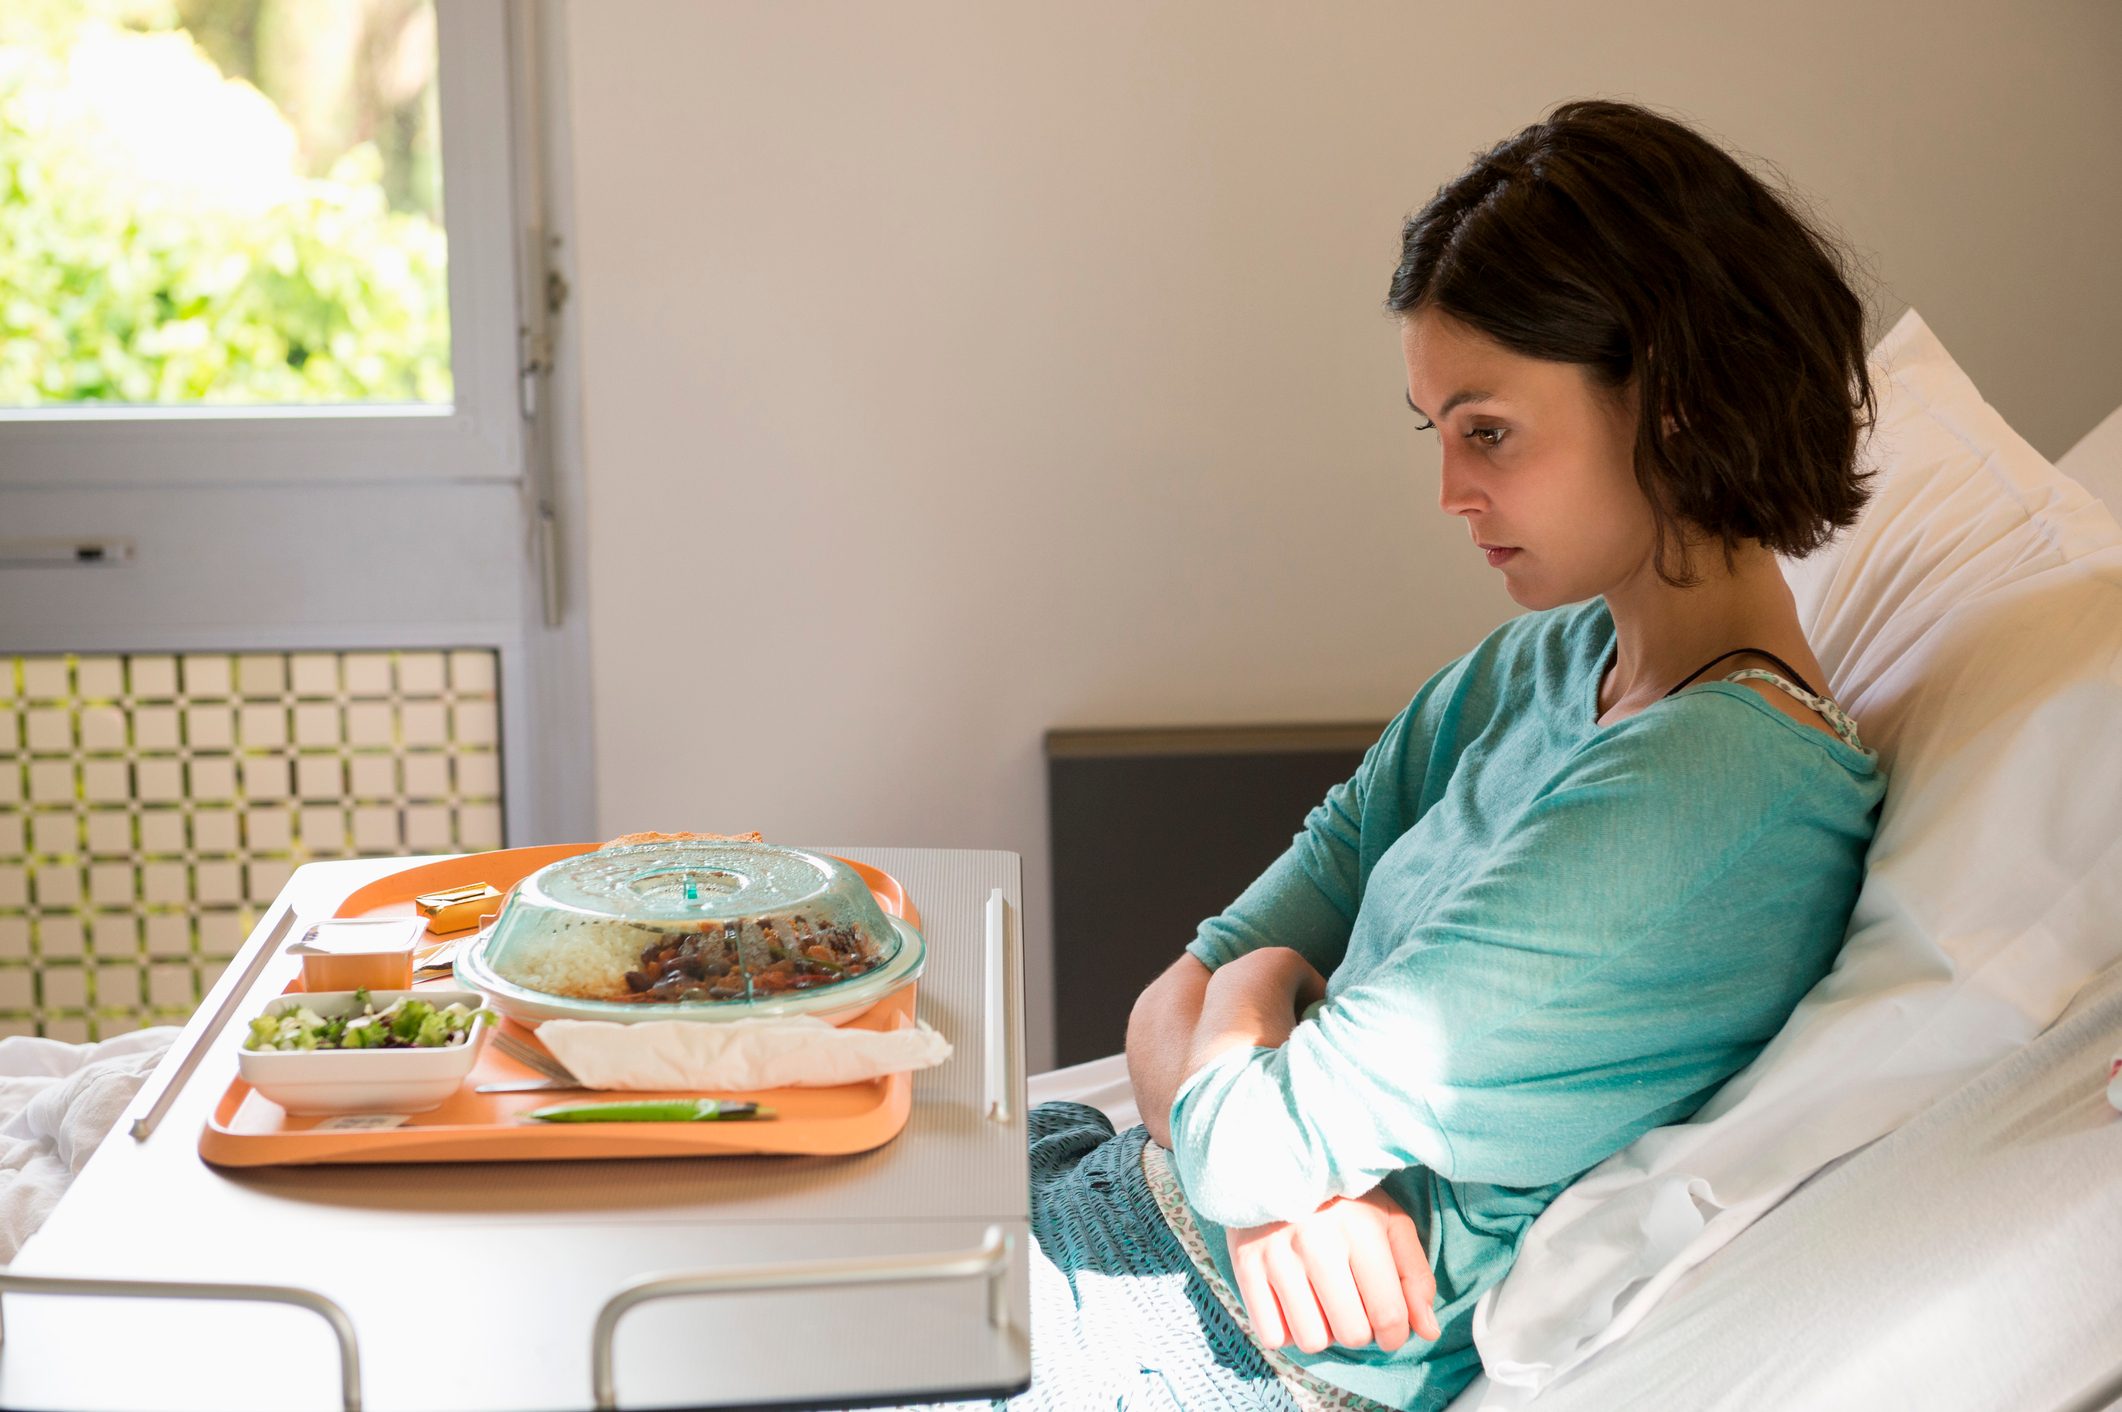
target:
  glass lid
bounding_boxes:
[458,842,921,1023]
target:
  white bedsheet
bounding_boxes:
[1479,953,2122,1410]
[1025,1051,1137,1129]
[0,1026,178,1264]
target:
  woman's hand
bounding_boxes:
[1226,1187,1440,1354]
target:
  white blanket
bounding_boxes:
[0,1027,178,1264]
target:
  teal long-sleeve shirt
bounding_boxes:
[1168,598,1884,1409]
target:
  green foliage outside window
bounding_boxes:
[0,0,449,406]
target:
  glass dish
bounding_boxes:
[454,842,924,1026]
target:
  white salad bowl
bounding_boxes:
[237,989,490,1115]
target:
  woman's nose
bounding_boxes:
[1438,452,1485,516]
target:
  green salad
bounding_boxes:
[244,988,495,1052]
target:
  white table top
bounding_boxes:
[1,846,1031,1412]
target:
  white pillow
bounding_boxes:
[2058,400,2122,511]
[1468,308,2122,1402]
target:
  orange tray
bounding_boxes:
[198,844,923,1168]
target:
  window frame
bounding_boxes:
[0,0,524,490]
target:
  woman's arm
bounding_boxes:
[1186,674,1463,980]
[1135,948,1436,1354]
[1182,946,1325,1078]
[1128,949,1325,1149]
[1143,676,1455,1135]
[1168,723,1859,1229]
[1125,955,1210,1149]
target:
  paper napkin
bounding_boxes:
[535,1015,952,1091]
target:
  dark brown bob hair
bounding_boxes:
[1386,99,1876,586]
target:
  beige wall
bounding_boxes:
[556,0,2122,1070]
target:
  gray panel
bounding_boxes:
[1045,733,1371,1064]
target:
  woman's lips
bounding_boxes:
[1483,546,1520,567]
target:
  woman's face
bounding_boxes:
[1400,307,1655,610]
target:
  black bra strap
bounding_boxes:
[1662,647,1821,699]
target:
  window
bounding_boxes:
[0,1,588,1038]
[0,0,450,409]
[0,0,523,486]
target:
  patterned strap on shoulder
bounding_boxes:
[1724,669,1868,752]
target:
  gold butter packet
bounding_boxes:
[414,882,501,934]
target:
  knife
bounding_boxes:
[523,1098,775,1123]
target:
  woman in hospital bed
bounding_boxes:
[957,98,1884,1412]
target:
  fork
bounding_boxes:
[481,1029,585,1092]
[411,937,462,975]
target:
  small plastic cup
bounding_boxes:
[293,918,425,992]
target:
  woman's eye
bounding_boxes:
[1469,427,1506,447]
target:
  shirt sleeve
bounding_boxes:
[1186,654,1472,980]
[1169,711,1836,1229]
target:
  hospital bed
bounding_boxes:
[1029,951,2122,1412]
[8,307,2122,1410]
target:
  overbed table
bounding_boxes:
[0,847,1032,1412]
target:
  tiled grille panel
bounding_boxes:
[0,651,505,1041]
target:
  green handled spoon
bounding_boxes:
[524,1098,775,1123]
